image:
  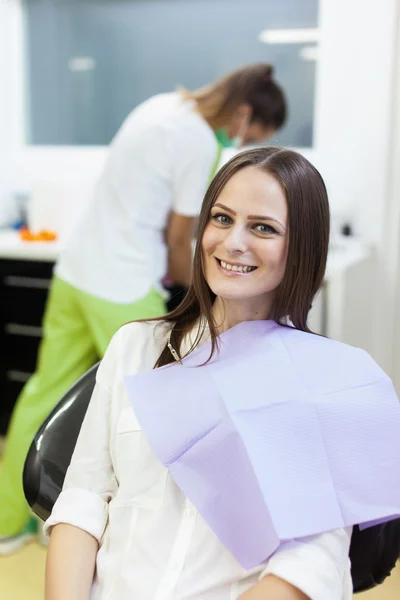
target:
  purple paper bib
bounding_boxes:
[125,321,400,569]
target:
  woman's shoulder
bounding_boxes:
[114,319,172,355]
[97,320,172,387]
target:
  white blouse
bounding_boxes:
[44,321,353,600]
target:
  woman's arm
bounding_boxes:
[239,574,309,600]
[45,524,98,600]
[240,527,352,600]
[42,331,122,597]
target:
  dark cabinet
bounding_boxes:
[0,259,54,434]
[0,259,186,434]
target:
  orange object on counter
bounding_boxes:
[19,227,58,242]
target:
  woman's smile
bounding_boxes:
[215,258,258,275]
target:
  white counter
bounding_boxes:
[0,230,62,262]
[326,236,372,277]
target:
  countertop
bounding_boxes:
[0,230,62,262]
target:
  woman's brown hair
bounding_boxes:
[149,147,330,368]
[180,64,287,131]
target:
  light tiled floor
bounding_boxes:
[0,542,46,600]
[0,540,399,600]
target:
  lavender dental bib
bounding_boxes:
[125,321,400,569]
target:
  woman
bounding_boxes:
[0,64,287,552]
[44,148,400,599]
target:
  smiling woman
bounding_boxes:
[43,148,400,600]
[154,146,330,367]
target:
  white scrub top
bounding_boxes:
[45,321,353,600]
[56,92,218,303]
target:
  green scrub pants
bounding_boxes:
[0,276,166,536]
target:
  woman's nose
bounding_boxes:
[223,225,248,254]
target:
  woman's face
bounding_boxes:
[202,166,289,316]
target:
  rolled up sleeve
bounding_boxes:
[43,332,120,541]
[43,488,108,542]
[260,527,353,600]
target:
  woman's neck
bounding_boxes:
[211,297,273,335]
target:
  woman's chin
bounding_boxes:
[209,284,254,303]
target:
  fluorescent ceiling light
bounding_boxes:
[299,46,319,61]
[259,28,320,44]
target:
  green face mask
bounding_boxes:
[214,129,235,148]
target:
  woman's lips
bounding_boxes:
[215,257,257,276]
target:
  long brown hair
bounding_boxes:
[180,64,287,131]
[149,147,330,368]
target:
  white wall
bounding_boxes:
[313,0,399,375]
[0,0,108,233]
[21,146,108,238]
[315,0,397,242]
[0,0,24,225]
[381,5,400,392]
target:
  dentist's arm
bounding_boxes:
[166,211,195,287]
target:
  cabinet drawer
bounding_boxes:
[0,376,27,434]
[0,259,54,279]
[1,284,50,325]
[0,258,53,324]
[3,330,41,373]
[0,259,53,433]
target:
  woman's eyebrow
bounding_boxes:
[247,214,285,228]
[213,203,235,214]
[213,203,286,231]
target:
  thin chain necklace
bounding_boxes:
[167,318,209,363]
[167,329,181,363]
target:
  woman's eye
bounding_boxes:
[211,213,232,225]
[254,223,277,235]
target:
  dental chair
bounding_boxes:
[23,365,400,593]
[23,363,99,522]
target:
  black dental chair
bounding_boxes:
[23,365,400,593]
[23,363,99,522]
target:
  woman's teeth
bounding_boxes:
[220,260,256,273]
